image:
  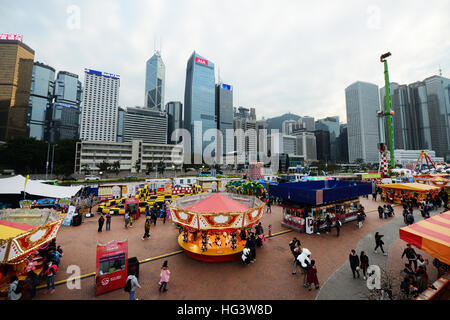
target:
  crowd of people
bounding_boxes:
[7,239,63,300]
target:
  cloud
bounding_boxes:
[1,0,449,123]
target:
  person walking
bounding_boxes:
[360,251,369,280]
[266,200,272,213]
[292,243,302,275]
[306,260,320,291]
[401,244,418,270]
[162,206,167,224]
[372,191,377,201]
[325,215,332,234]
[378,206,384,219]
[268,224,273,238]
[374,232,387,256]
[25,270,39,299]
[126,271,141,300]
[349,250,360,279]
[106,212,112,231]
[8,275,22,300]
[44,261,58,294]
[98,214,105,232]
[335,218,342,237]
[124,212,130,229]
[151,207,157,227]
[357,211,364,229]
[248,233,257,263]
[159,260,171,293]
[142,217,151,240]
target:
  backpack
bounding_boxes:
[124,278,132,292]
[14,282,23,295]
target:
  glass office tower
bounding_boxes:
[48,71,82,142]
[166,101,183,144]
[184,52,216,161]
[28,62,55,140]
[215,83,234,158]
[145,51,165,110]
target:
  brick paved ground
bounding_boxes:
[30,196,427,300]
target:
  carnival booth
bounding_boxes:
[169,193,265,262]
[378,183,441,205]
[0,209,63,299]
[95,239,128,296]
[269,180,372,233]
[414,176,450,196]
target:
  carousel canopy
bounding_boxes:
[378,183,441,192]
[0,220,34,239]
[186,193,250,213]
[399,211,450,265]
[269,181,372,205]
[0,175,82,199]
[0,209,63,264]
[169,193,264,231]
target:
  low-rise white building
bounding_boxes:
[75,139,183,174]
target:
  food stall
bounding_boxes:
[269,180,372,233]
[95,239,128,296]
[378,183,441,204]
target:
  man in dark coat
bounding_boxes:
[335,218,341,237]
[349,250,360,278]
[378,206,384,219]
[401,244,418,270]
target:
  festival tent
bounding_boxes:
[378,183,441,192]
[0,175,82,199]
[399,211,450,265]
[269,181,372,205]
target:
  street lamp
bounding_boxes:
[99,171,103,180]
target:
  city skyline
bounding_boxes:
[2,0,449,122]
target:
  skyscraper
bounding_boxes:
[166,101,183,144]
[0,39,35,141]
[379,75,450,161]
[80,68,120,142]
[145,51,165,110]
[184,52,216,161]
[27,62,55,140]
[48,71,82,142]
[315,130,331,162]
[315,116,340,162]
[345,81,380,164]
[215,83,234,158]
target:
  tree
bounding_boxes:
[111,161,120,175]
[133,160,141,173]
[145,162,153,175]
[81,164,91,175]
[98,160,111,173]
[158,160,165,176]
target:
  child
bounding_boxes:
[159,261,171,292]
[268,225,273,238]
[306,260,319,291]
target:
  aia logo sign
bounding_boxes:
[101,278,110,286]
[195,57,208,66]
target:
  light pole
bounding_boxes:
[45,142,50,180]
[50,144,57,177]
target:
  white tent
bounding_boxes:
[0,175,82,199]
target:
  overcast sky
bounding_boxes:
[2,0,449,123]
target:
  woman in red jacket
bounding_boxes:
[306,260,319,291]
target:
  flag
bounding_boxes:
[24,174,30,190]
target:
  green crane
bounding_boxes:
[380,52,395,169]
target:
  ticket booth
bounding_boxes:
[95,240,128,296]
[125,197,140,221]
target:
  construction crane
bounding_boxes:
[380,52,395,170]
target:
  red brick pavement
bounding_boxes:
[34,197,402,300]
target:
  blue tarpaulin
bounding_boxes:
[269,180,372,205]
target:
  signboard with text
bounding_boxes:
[95,240,128,296]
[195,57,208,66]
[0,34,22,41]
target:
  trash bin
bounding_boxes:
[127,257,140,278]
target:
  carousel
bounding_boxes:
[169,193,265,262]
[0,209,63,299]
